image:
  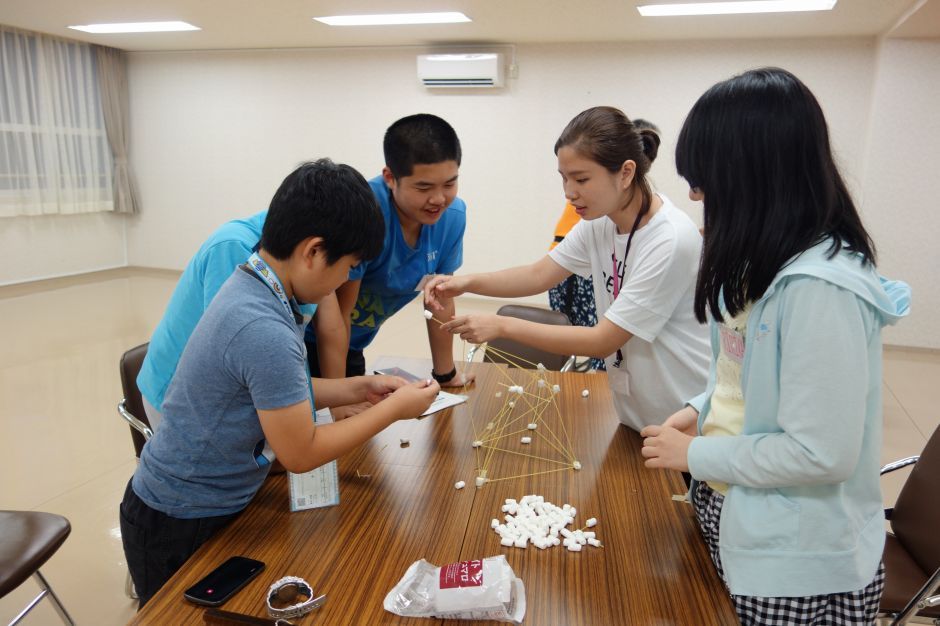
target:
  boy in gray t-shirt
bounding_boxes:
[120,159,440,608]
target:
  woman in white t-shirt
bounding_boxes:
[424,107,710,431]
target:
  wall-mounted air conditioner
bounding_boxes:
[417,53,505,88]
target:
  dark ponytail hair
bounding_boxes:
[675,67,876,323]
[555,106,660,220]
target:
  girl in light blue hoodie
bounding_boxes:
[640,67,911,624]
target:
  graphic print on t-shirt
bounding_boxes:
[601,252,627,299]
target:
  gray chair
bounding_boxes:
[466,304,576,371]
[117,343,152,600]
[0,510,75,625]
[878,424,940,625]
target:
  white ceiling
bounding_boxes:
[0,0,935,52]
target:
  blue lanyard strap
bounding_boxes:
[247,252,294,318]
[246,252,318,423]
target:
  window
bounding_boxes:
[0,27,113,216]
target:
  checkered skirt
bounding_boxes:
[693,482,885,625]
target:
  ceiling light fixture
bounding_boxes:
[637,0,837,17]
[68,21,200,33]
[313,12,471,26]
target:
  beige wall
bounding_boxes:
[860,38,940,348]
[1,212,126,285]
[5,36,936,348]
[123,39,876,276]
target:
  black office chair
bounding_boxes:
[117,343,152,599]
[0,510,75,625]
[877,423,940,624]
[466,304,576,371]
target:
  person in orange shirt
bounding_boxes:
[547,119,660,371]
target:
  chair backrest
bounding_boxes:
[483,304,573,370]
[891,423,940,576]
[119,343,151,457]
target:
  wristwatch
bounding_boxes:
[431,366,457,384]
[266,576,326,620]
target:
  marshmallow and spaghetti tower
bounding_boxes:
[423,309,582,488]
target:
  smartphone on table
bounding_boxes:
[374,367,422,383]
[183,556,265,607]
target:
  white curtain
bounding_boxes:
[0,26,114,217]
[95,45,139,215]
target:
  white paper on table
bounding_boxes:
[287,408,340,511]
[422,390,468,417]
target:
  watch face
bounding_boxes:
[269,581,311,610]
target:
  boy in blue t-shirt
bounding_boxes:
[305,114,475,389]
[120,160,440,608]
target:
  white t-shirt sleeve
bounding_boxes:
[548,219,593,278]
[605,223,699,343]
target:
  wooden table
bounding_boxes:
[130,360,736,625]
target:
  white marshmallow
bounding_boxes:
[472,440,483,448]
[586,518,597,528]
[537,363,546,371]
[475,476,487,488]
[537,379,547,388]
[454,481,466,489]
[423,309,434,320]
[572,461,582,470]
[581,389,590,397]
[528,423,538,430]
[520,436,532,444]
[552,384,561,394]
[508,401,516,408]
[491,494,596,554]
[400,438,410,445]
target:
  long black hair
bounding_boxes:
[676,67,876,323]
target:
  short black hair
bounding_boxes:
[383,114,462,179]
[676,67,876,323]
[260,159,384,264]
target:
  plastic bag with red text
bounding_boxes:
[383,555,525,623]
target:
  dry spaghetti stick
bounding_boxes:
[478,445,573,466]
[483,465,573,484]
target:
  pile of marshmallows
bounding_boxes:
[491,495,600,552]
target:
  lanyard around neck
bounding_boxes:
[247,252,293,319]
[609,208,645,370]
[611,207,646,299]
[246,252,319,423]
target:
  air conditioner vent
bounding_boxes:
[417,53,504,88]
